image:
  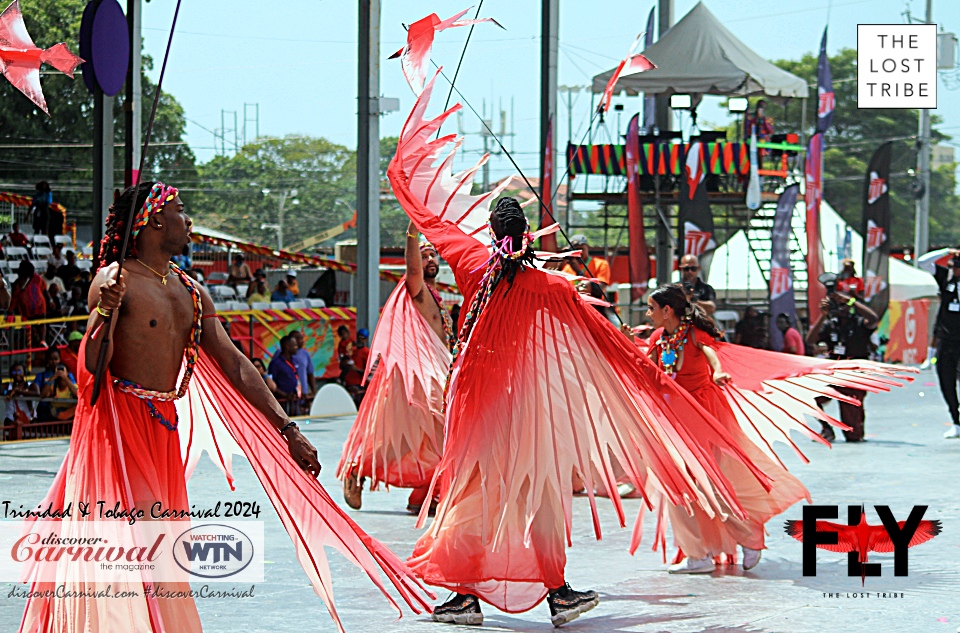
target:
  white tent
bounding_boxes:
[707,199,938,302]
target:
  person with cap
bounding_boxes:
[227,253,253,288]
[285,270,300,297]
[836,258,864,298]
[59,330,84,377]
[246,268,267,299]
[271,278,295,303]
[679,254,717,315]
[561,234,611,291]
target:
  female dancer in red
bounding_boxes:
[646,284,809,573]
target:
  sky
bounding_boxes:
[140,0,960,182]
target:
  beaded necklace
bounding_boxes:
[425,282,455,352]
[114,263,202,431]
[656,317,691,377]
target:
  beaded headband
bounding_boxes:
[419,240,436,254]
[131,182,178,240]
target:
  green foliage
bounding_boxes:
[773,48,960,248]
[0,0,195,222]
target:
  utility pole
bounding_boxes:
[914,0,933,265]
[655,0,673,286]
[124,0,141,188]
[356,0,381,335]
[540,0,559,218]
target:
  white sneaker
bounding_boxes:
[944,425,960,439]
[741,547,762,570]
[668,556,716,574]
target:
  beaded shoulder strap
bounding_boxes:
[115,262,203,401]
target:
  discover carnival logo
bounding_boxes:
[174,524,255,579]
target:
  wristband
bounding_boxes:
[280,421,298,435]
[406,231,418,239]
[95,302,112,318]
[847,297,856,306]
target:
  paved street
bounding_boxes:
[1,368,958,633]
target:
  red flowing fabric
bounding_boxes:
[20,340,201,633]
[336,278,449,491]
[389,75,769,613]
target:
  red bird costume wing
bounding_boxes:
[708,342,914,465]
[177,352,434,633]
[784,519,860,553]
[0,0,82,113]
[335,278,450,490]
[870,520,943,553]
[390,8,503,95]
[389,74,770,613]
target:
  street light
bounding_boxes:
[257,188,299,250]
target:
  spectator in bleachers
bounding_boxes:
[10,260,46,321]
[271,278,295,303]
[47,243,65,269]
[247,277,270,306]
[59,330,83,377]
[8,222,28,248]
[291,329,317,400]
[42,262,64,294]
[56,250,81,289]
[37,362,78,422]
[247,269,267,298]
[228,253,253,288]
[46,195,64,248]
[33,348,74,421]
[268,335,302,415]
[31,181,51,236]
[44,282,63,318]
[285,271,300,297]
[3,363,37,426]
[65,285,88,316]
[252,357,278,395]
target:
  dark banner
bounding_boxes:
[769,184,800,351]
[625,113,650,299]
[678,142,716,259]
[816,26,834,134]
[805,133,825,314]
[862,141,892,318]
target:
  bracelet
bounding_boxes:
[406,231,418,239]
[95,302,113,318]
[279,421,298,435]
[847,297,856,306]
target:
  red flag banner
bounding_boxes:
[884,299,929,364]
[539,114,558,252]
[861,141,892,319]
[625,113,650,299]
[805,133,825,313]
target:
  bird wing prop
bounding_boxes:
[598,31,656,113]
[0,0,82,114]
[783,519,942,554]
[389,7,503,95]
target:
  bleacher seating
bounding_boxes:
[5,246,28,261]
[287,300,307,309]
[250,302,270,310]
[32,246,52,259]
[54,235,72,247]
[207,272,229,285]
[305,298,326,308]
[269,302,288,310]
[211,285,236,300]
[227,301,249,311]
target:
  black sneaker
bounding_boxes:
[547,583,599,627]
[432,593,482,626]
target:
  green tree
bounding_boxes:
[773,48,960,249]
[0,0,195,224]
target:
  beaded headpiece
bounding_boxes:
[419,239,437,254]
[131,182,178,241]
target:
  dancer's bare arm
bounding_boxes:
[700,344,731,386]
[197,286,321,477]
[404,221,425,299]
[84,263,125,374]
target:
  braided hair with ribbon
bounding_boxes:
[97,181,179,271]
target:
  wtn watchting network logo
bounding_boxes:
[784,505,941,585]
[173,524,256,579]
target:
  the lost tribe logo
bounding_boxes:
[784,505,941,585]
[173,524,255,579]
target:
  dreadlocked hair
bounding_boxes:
[440,196,536,412]
[98,182,156,271]
[649,283,724,340]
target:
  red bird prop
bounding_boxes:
[784,513,941,585]
[0,0,82,114]
[598,32,656,114]
[390,7,503,95]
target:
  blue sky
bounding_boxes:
[140,0,960,180]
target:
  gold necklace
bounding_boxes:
[134,258,171,284]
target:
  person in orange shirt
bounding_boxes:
[561,234,611,291]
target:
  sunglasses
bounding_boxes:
[680,266,699,272]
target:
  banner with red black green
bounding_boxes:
[768,184,799,351]
[625,113,651,299]
[862,141,892,319]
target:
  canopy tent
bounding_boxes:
[591,2,808,101]
[707,199,938,302]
